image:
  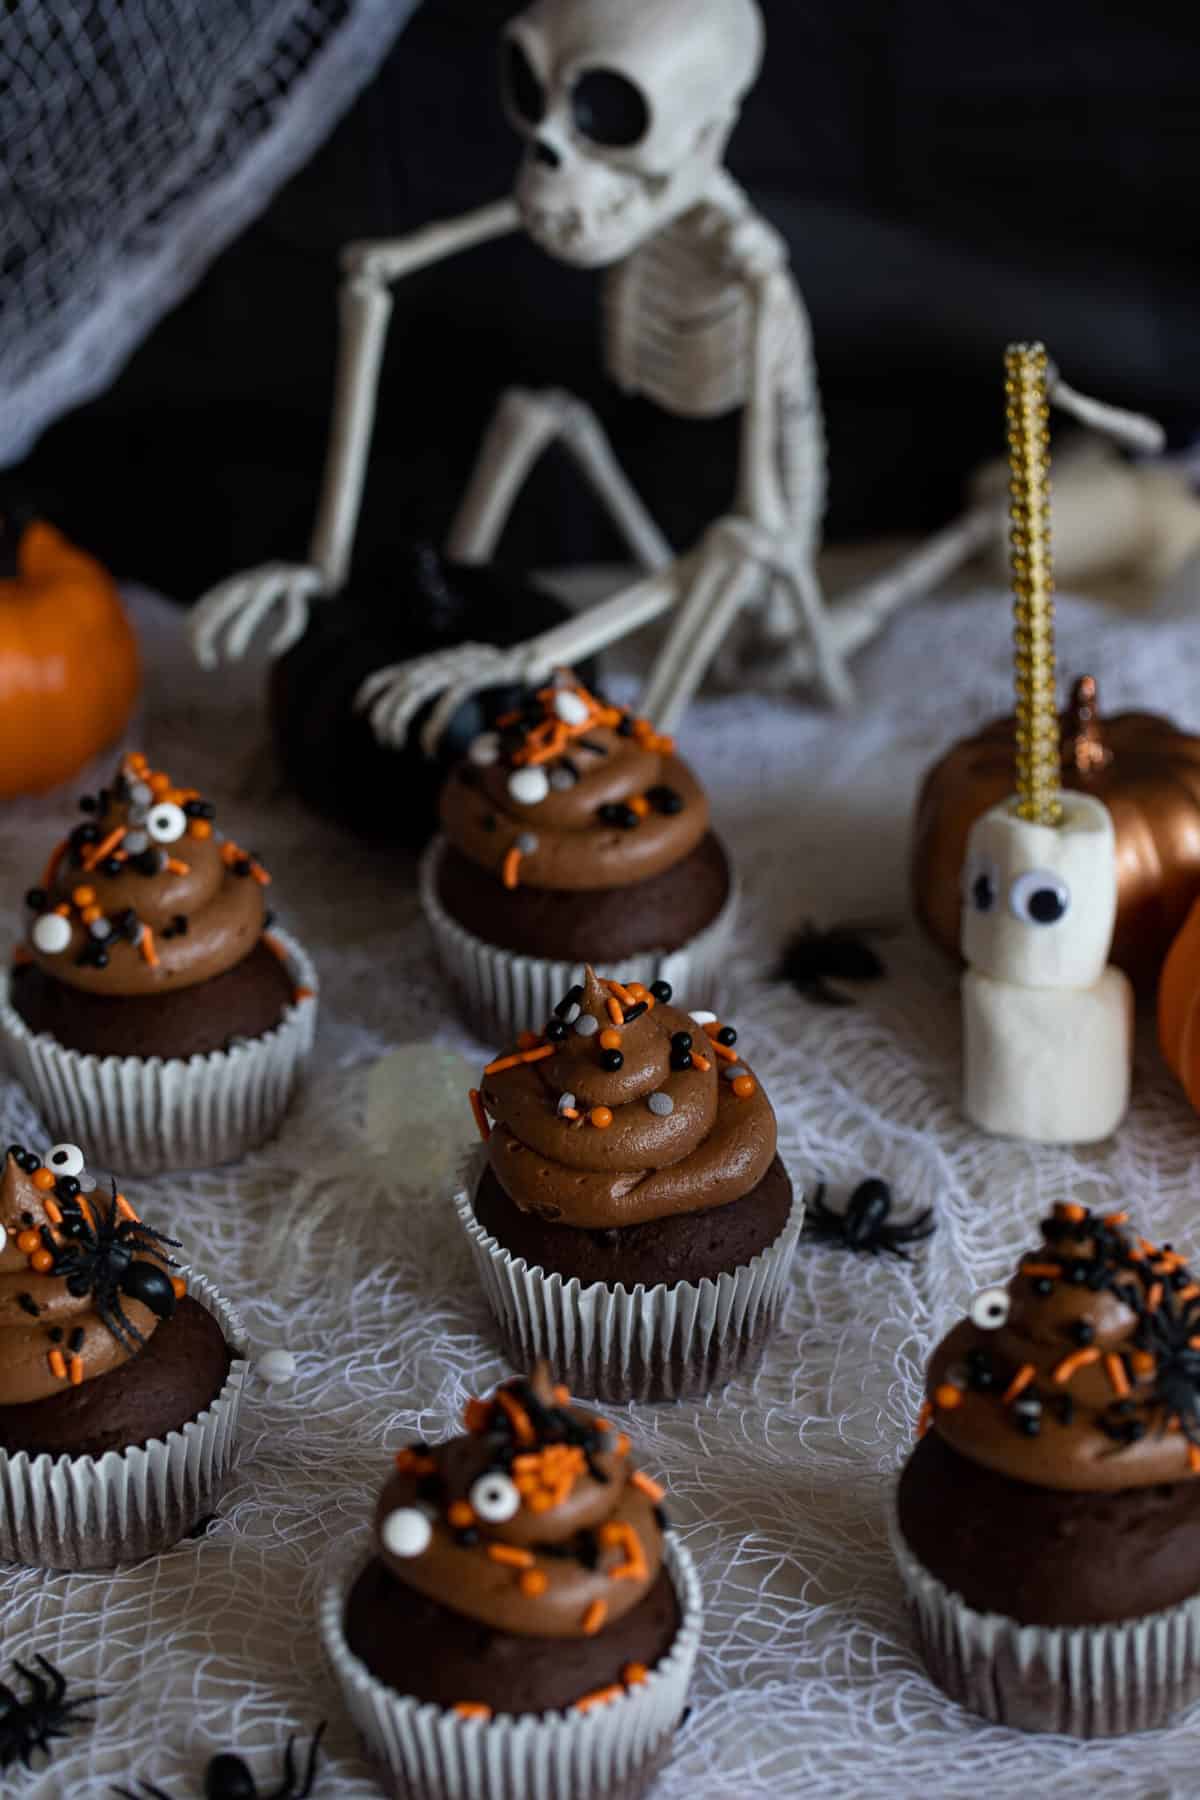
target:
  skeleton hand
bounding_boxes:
[189,563,324,670]
[356,641,549,759]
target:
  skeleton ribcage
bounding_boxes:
[603,211,827,550]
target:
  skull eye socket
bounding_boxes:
[1009,869,1070,927]
[504,39,546,127]
[571,68,649,149]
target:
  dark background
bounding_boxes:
[9,0,1200,598]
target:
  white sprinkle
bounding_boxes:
[647,1092,674,1116]
[563,1004,581,1024]
[256,1348,296,1384]
[128,780,153,807]
[557,1091,577,1116]
[31,913,71,955]
[690,1011,718,1026]
[549,767,576,791]
[88,919,113,940]
[468,733,500,767]
[553,690,590,727]
[574,1014,599,1037]
[723,1064,750,1082]
[508,767,550,806]
[515,832,539,855]
[381,1507,433,1559]
[124,829,149,854]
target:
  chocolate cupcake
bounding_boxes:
[420,672,737,1040]
[321,1363,701,1800]
[0,1139,246,1569]
[0,750,317,1171]
[457,969,802,1401]
[895,1201,1200,1735]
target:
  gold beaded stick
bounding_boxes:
[1006,341,1062,827]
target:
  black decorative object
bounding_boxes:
[113,1723,325,1799]
[803,1179,935,1259]
[0,1655,99,1773]
[778,920,891,1006]
[50,1184,180,1353]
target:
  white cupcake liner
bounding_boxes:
[0,1272,247,1571]
[420,836,740,1043]
[0,927,318,1174]
[321,1529,702,1800]
[890,1509,1200,1736]
[454,1156,804,1404]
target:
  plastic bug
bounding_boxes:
[51,1183,180,1354]
[0,1655,99,1772]
[1137,1283,1200,1447]
[777,921,890,1006]
[113,1725,325,1800]
[804,1178,935,1259]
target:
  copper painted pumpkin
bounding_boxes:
[1158,895,1200,1106]
[913,675,1200,991]
[0,510,139,798]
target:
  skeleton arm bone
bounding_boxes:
[189,199,521,669]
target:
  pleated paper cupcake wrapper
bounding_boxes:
[891,1511,1200,1736]
[0,928,318,1175]
[420,837,741,1044]
[321,1530,702,1800]
[454,1171,804,1404]
[0,1273,247,1571]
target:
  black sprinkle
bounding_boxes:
[597,802,639,830]
[172,914,188,936]
[622,1001,648,1024]
[100,856,123,878]
[671,1032,693,1052]
[577,1531,600,1570]
[48,1327,63,1344]
[133,850,161,876]
[1071,1319,1096,1345]
[555,985,585,1019]
[23,888,46,911]
[183,799,215,820]
[650,981,672,1003]
[559,757,579,781]
[16,1294,39,1318]
[670,1051,693,1072]
[54,1176,80,1202]
[1032,1277,1055,1297]
[544,1019,568,1042]
[479,814,497,833]
[1056,1394,1076,1426]
[616,716,635,738]
[78,794,98,813]
[599,1049,624,1072]
[645,784,684,815]
[577,738,607,755]
[653,1504,670,1531]
[717,1026,737,1047]
[69,1327,84,1353]
[454,1528,480,1548]
[233,858,253,878]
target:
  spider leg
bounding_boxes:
[808,977,855,1008]
[296,1722,327,1798]
[884,1211,936,1244]
[110,1785,174,1800]
[877,1241,912,1261]
[97,1295,148,1353]
[33,1653,65,1706]
[12,1657,47,1703]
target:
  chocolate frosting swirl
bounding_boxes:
[475,968,776,1229]
[20,752,270,998]
[439,675,709,892]
[374,1364,664,1639]
[924,1203,1200,1491]
[0,1143,180,1406]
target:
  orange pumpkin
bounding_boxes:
[1159,896,1200,1106]
[0,515,139,798]
[913,676,1200,992]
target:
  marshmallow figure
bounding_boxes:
[961,793,1133,1143]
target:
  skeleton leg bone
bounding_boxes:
[638,525,764,729]
[447,387,673,572]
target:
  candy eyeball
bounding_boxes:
[31,913,72,955]
[469,1471,521,1522]
[46,1143,85,1179]
[963,851,999,914]
[1009,869,1070,927]
[146,801,187,844]
[969,1286,1011,1330]
[381,1507,433,1558]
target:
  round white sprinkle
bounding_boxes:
[89,919,113,940]
[515,832,539,855]
[508,767,550,806]
[468,732,500,767]
[381,1507,433,1559]
[31,913,71,955]
[256,1348,296,1384]
[690,1011,718,1026]
[557,1091,577,1115]
[563,1004,581,1024]
[124,829,149,854]
[574,1013,599,1037]
[549,767,576,791]
[553,690,590,727]
[128,780,153,807]
[723,1064,750,1082]
[647,1092,674,1116]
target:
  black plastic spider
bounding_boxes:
[1136,1284,1200,1445]
[0,1654,100,1771]
[804,1178,935,1259]
[51,1183,180,1354]
[777,920,891,1006]
[113,1725,325,1799]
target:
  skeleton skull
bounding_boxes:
[503,0,764,268]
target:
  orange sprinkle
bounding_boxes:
[1001,1362,1038,1403]
[629,795,650,818]
[574,1684,623,1712]
[1020,1263,1063,1279]
[1177,1284,1200,1303]
[188,819,213,841]
[447,1501,475,1529]
[113,1192,138,1221]
[1146,1283,1164,1313]
[520,1568,548,1596]
[1056,1203,1088,1223]
[71,885,96,908]
[126,752,148,772]
[502,847,523,890]
[164,857,191,876]
[917,1399,934,1438]
[81,905,102,925]
[560,1106,580,1120]
[1131,1350,1155,1377]
[496,1390,536,1445]
[606,997,624,1027]
[1190,1445,1200,1476]
[42,1198,62,1226]
[934,1383,963,1410]
[601,1520,647,1582]
[30,1250,54,1274]
[140,926,159,968]
[16,1229,40,1256]
[630,1469,665,1503]
[484,1045,554,1076]
[469,1089,492,1143]
[394,1447,435,1475]
[711,1040,739,1063]
[250,863,271,886]
[517,1031,540,1051]
[68,1354,84,1387]
[47,1349,67,1381]
[1051,1347,1100,1384]
[453,1703,492,1721]
[692,1052,712,1073]
[599,1028,622,1051]
[149,772,170,795]
[83,825,126,869]
[731,1075,756,1099]
[606,980,636,1006]
[170,1277,187,1299]
[32,1168,55,1192]
[625,983,650,1002]
[262,933,288,965]
[615,1433,630,1456]
[1103,1210,1129,1226]
[622,1663,648,1687]
[487,1543,534,1569]
[590,1106,614,1129]
[293,985,315,1003]
[553,1384,571,1405]
[1104,1353,1131,1398]
[581,1599,607,1636]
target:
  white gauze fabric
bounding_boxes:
[3,578,1200,1796]
[0,0,418,468]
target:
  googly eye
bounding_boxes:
[146,801,187,844]
[969,1286,1010,1330]
[962,852,999,913]
[1009,869,1069,926]
[380,1507,433,1558]
[31,913,72,955]
[469,1471,521,1522]
[46,1144,85,1179]
[508,767,550,807]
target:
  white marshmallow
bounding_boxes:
[963,966,1133,1143]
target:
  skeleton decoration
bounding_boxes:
[189,0,1166,752]
[961,346,1133,1145]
